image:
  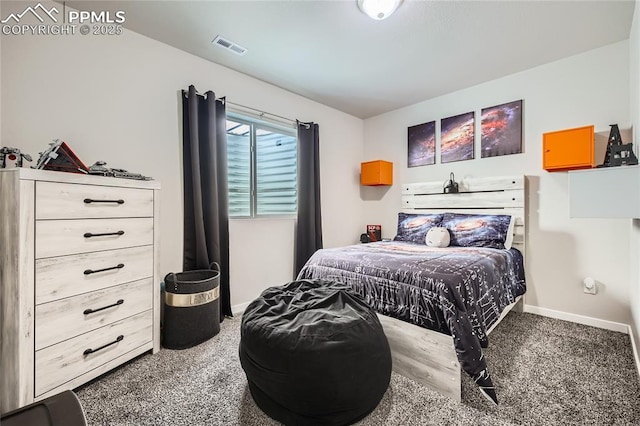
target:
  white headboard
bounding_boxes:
[401,175,526,250]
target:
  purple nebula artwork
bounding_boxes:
[481,100,523,158]
[408,121,436,167]
[441,112,474,163]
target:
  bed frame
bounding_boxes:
[377,175,526,401]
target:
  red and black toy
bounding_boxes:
[0,147,32,168]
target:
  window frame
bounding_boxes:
[226,111,298,219]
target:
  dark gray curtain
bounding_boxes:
[295,121,323,275]
[182,85,231,320]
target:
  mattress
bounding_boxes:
[297,241,526,386]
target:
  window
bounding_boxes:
[226,113,297,217]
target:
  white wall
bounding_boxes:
[2,1,637,333]
[0,1,364,310]
[0,30,2,153]
[629,0,640,364]
[362,41,633,326]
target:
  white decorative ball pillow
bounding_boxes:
[425,227,450,248]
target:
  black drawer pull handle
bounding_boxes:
[83,299,124,315]
[84,230,125,238]
[83,335,124,356]
[84,198,125,204]
[84,263,125,275]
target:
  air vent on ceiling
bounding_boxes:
[212,35,247,56]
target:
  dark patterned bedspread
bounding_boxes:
[297,241,526,382]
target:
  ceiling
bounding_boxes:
[64,0,635,119]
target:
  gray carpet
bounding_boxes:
[76,312,640,425]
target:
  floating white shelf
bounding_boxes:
[569,165,640,218]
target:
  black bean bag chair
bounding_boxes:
[1,390,87,426]
[239,279,391,426]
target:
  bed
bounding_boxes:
[297,175,526,403]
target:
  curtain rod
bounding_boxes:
[226,101,297,126]
[228,102,312,129]
[182,89,310,128]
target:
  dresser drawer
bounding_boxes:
[35,310,152,396]
[35,278,152,350]
[35,245,153,304]
[36,182,153,219]
[36,218,153,258]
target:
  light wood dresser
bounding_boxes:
[0,168,161,414]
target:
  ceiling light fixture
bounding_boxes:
[357,0,403,20]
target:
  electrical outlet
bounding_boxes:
[583,277,597,295]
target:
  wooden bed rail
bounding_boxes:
[381,175,526,401]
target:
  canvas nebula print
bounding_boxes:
[407,121,435,167]
[481,100,522,158]
[441,112,475,163]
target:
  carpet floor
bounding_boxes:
[76,312,640,425]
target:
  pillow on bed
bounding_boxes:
[504,216,516,250]
[425,227,450,247]
[441,213,513,249]
[394,213,444,244]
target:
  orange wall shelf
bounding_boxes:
[542,125,595,172]
[361,160,393,186]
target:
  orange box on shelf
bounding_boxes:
[542,125,594,172]
[361,160,393,186]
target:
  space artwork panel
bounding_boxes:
[407,121,436,167]
[480,100,523,158]
[440,112,475,163]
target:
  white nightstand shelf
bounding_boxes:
[569,165,640,218]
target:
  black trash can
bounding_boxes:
[162,262,220,349]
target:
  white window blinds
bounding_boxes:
[227,115,297,217]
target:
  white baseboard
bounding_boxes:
[505,304,640,381]
[522,304,630,334]
[629,325,640,381]
[231,301,251,316]
[228,299,640,380]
